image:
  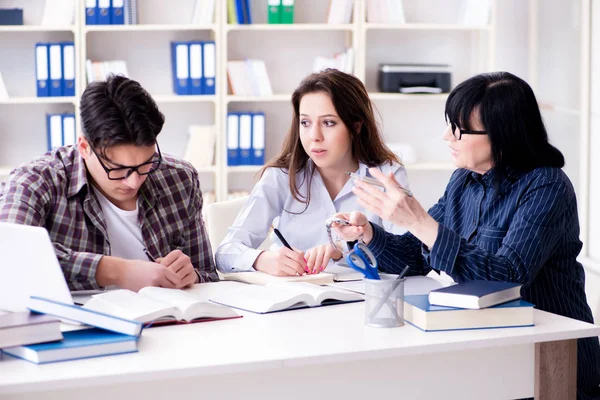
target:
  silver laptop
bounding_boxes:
[0,222,73,312]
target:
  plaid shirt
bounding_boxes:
[0,146,218,290]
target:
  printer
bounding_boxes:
[378,64,451,94]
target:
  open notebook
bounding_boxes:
[208,281,363,314]
[83,287,240,324]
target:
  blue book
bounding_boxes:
[28,296,143,338]
[404,294,534,332]
[2,328,138,364]
[428,280,522,309]
[171,41,190,95]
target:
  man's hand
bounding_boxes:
[157,249,197,288]
[116,259,182,292]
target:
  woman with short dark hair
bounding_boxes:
[332,71,600,399]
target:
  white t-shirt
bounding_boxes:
[93,187,147,261]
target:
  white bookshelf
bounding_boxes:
[0,0,506,209]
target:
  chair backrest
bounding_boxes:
[203,196,271,256]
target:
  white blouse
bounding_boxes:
[215,161,409,272]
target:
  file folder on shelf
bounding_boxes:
[85,0,97,24]
[61,42,75,97]
[35,43,49,97]
[251,113,265,165]
[112,0,125,24]
[189,42,204,95]
[203,41,216,95]
[267,0,281,23]
[239,113,252,165]
[48,44,63,97]
[62,114,76,146]
[227,113,240,166]
[171,42,190,95]
[47,114,63,151]
[97,0,111,24]
[281,0,294,24]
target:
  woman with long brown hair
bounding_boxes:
[215,69,408,276]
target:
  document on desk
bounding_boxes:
[328,275,449,295]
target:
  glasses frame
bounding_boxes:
[449,123,487,141]
[91,144,162,180]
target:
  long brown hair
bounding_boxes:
[260,69,400,206]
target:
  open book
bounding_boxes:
[208,282,363,314]
[83,287,240,324]
[219,270,334,285]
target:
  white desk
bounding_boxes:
[0,295,599,400]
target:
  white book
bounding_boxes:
[460,0,491,25]
[227,60,255,96]
[0,71,9,100]
[248,59,273,96]
[84,287,239,323]
[209,281,362,314]
[41,0,75,26]
[327,0,352,24]
[183,125,216,168]
[387,0,405,24]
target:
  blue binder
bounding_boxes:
[189,42,204,95]
[227,113,240,166]
[46,114,63,150]
[251,112,265,165]
[170,42,190,95]
[62,114,77,146]
[203,41,216,95]
[111,0,124,25]
[85,0,97,25]
[61,42,75,97]
[48,43,63,97]
[35,43,49,97]
[97,0,111,24]
[239,113,252,165]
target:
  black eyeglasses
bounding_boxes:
[91,144,162,180]
[449,122,487,141]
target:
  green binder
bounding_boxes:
[268,0,281,24]
[280,0,294,24]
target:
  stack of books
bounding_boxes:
[404,281,534,332]
[85,0,137,25]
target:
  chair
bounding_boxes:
[203,196,271,256]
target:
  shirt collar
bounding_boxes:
[462,165,525,194]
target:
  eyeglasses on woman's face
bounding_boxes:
[448,122,487,141]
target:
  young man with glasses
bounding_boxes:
[0,75,218,291]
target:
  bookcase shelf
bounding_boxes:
[0,0,502,210]
[0,26,75,33]
[83,24,217,33]
[225,23,355,32]
[0,97,77,105]
[364,23,491,31]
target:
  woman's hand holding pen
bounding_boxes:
[330,211,374,245]
[253,247,307,276]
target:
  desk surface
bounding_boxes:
[1,283,599,394]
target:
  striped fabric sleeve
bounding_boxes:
[369,223,431,276]
[430,179,570,284]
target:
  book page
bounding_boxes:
[268,282,363,305]
[208,284,313,313]
[85,290,182,322]
[139,287,238,321]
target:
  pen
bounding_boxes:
[273,228,293,250]
[346,171,413,197]
[143,248,157,262]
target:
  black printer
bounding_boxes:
[378,64,451,94]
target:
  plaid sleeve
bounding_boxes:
[186,172,218,283]
[0,168,102,290]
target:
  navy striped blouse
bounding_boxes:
[368,166,600,399]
